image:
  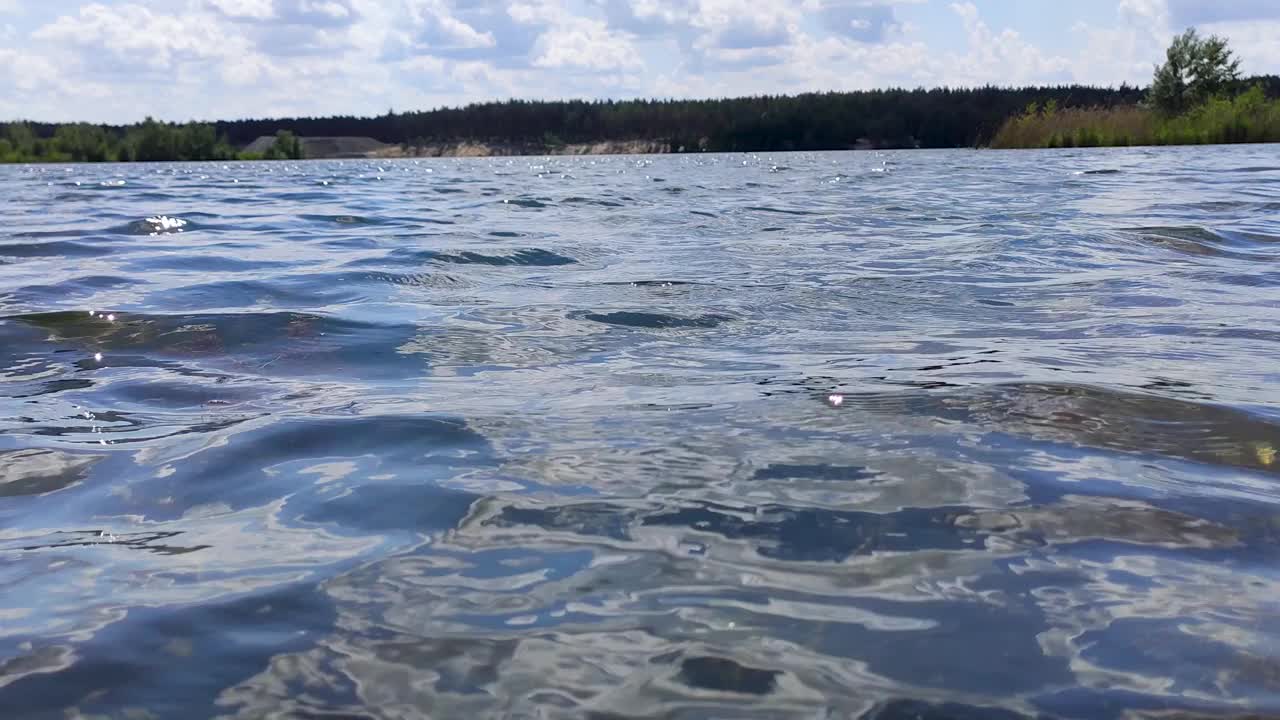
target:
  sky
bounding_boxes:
[2,0,1279,123]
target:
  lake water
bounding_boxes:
[2,147,1279,719]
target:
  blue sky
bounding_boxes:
[2,0,1278,123]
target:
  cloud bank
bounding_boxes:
[1,0,1277,122]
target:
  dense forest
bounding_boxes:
[4,77,1279,163]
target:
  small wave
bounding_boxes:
[124,216,188,236]
[300,214,389,226]
[435,249,578,267]
[148,278,365,310]
[560,196,624,208]
[124,255,292,273]
[502,197,550,208]
[9,275,139,303]
[360,271,469,289]
[1075,169,1122,175]
[0,240,113,258]
[2,310,422,381]
[578,311,733,329]
[1113,226,1280,260]
[744,205,814,216]
[347,247,577,268]
[601,280,704,288]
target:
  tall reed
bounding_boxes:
[990,86,1280,149]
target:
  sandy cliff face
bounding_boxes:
[370,139,673,158]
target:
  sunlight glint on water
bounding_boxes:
[1,147,1279,718]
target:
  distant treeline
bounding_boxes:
[5,77,1279,163]
[219,86,1161,151]
[0,122,304,163]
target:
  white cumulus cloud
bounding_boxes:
[1,0,1277,123]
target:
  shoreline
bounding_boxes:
[7,138,1280,164]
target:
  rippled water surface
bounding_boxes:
[2,147,1280,719]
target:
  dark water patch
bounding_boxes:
[744,205,813,215]
[492,502,637,541]
[0,240,114,258]
[838,383,1280,475]
[274,191,338,202]
[503,197,550,208]
[561,196,624,208]
[1077,169,1122,175]
[2,311,421,380]
[677,656,779,695]
[8,226,103,240]
[299,213,388,226]
[579,310,733,329]
[643,502,979,561]
[752,463,880,482]
[6,378,96,399]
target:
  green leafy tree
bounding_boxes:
[263,130,304,160]
[53,123,115,162]
[3,123,38,158]
[1150,28,1242,115]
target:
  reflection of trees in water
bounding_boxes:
[214,483,1260,718]
[9,310,423,380]
[826,382,1280,475]
[479,492,1238,561]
